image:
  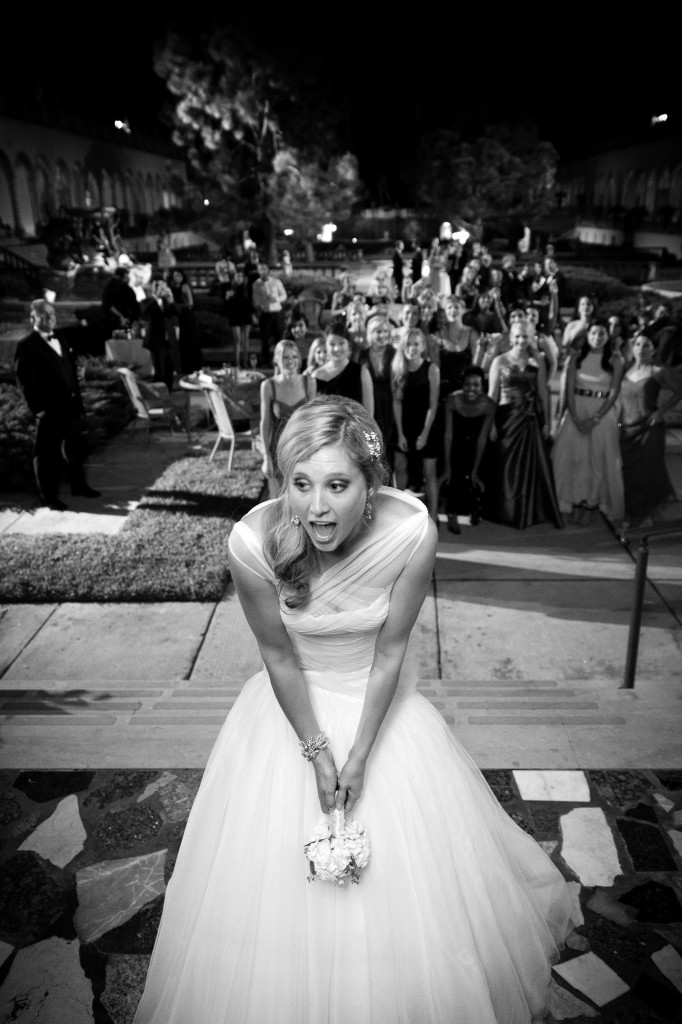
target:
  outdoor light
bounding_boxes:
[114,119,131,134]
[317,223,337,243]
[352,237,357,243]
[283,228,294,236]
[651,113,668,126]
[203,199,210,206]
[453,229,470,244]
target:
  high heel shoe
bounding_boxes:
[568,504,583,526]
[447,515,461,535]
[577,504,597,527]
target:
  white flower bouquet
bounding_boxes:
[304,808,370,885]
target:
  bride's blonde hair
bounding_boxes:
[263,395,389,608]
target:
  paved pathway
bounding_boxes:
[1,426,681,770]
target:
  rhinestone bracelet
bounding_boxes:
[299,732,329,761]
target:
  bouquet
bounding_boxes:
[304,809,370,885]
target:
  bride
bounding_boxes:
[133,395,575,1024]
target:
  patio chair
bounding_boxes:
[116,367,185,445]
[201,381,260,468]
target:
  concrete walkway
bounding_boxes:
[1,421,681,771]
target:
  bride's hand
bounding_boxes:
[313,749,339,813]
[336,755,366,814]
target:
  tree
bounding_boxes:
[153,19,363,262]
[416,120,558,241]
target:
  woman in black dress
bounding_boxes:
[441,366,495,534]
[169,269,203,373]
[391,328,440,522]
[142,278,178,391]
[222,268,253,368]
[313,332,374,414]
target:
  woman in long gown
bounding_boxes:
[441,365,495,534]
[169,268,203,373]
[313,332,374,414]
[552,321,625,527]
[260,339,316,498]
[619,333,682,534]
[133,395,575,1024]
[479,319,563,530]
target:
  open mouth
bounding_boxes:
[310,522,336,544]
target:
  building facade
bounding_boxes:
[0,112,187,239]
[554,128,682,258]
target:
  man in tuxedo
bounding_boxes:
[15,298,100,510]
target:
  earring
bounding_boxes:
[291,515,300,526]
[364,499,373,521]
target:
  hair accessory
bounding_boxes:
[364,498,373,521]
[291,515,301,526]
[363,431,381,461]
[299,732,329,761]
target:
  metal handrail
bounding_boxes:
[0,244,43,292]
[622,523,682,689]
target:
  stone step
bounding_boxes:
[2,677,679,770]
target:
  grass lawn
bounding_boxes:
[0,450,266,603]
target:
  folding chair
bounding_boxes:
[201,381,259,468]
[116,367,185,445]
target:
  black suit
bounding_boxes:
[14,330,88,504]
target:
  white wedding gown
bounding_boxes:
[133,488,575,1024]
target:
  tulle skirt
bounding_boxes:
[133,669,575,1024]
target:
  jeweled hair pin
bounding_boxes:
[363,431,381,461]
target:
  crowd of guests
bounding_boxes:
[101,263,204,392]
[257,235,682,539]
[108,233,681,537]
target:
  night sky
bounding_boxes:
[6,10,680,205]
